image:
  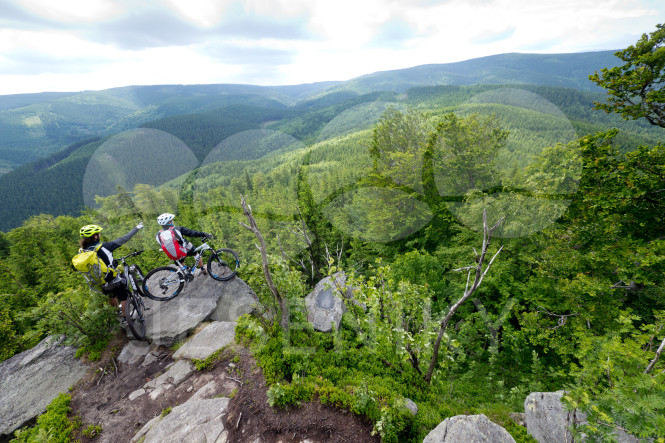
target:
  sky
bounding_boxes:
[1,0,664,96]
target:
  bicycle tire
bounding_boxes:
[207,248,239,281]
[142,266,185,301]
[125,293,146,340]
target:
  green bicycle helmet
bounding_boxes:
[80,224,103,237]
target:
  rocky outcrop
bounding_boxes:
[305,272,360,332]
[0,336,89,437]
[423,414,516,443]
[123,320,240,442]
[173,321,236,360]
[211,276,259,322]
[142,275,256,346]
[131,397,231,443]
[524,391,640,443]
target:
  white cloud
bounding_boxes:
[0,0,664,94]
[14,0,124,23]
[162,0,233,28]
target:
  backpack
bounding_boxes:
[157,227,189,260]
[72,244,121,294]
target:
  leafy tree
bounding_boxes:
[429,112,508,197]
[589,23,665,127]
[564,312,665,440]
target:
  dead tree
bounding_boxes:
[239,195,289,332]
[645,333,665,375]
[424,210,504,383]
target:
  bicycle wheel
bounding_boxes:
[142,266,184,301]
[207,248,239,281]
[125,293,145,340]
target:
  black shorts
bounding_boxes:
[106,285,128,302]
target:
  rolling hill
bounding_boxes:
[0,50,622,173]
[2,49,662,232]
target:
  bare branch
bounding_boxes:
[536,307,579,330]
[424,209,504,383]
[239,195,289,332]
[645,335,665,375]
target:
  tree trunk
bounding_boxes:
[239,195,289,332]
[424,210,504,384]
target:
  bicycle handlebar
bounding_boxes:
[118,250,144,261]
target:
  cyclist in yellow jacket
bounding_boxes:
[79,223,143,318]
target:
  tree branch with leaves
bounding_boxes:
[424,210,504,383]
[589,23,665,128]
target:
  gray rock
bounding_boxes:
[132,359,195,401]
[117,340,151,365]
[404,398,418,416]
[210,277,259,321]
[524,391,640,443]
[173,321,236,360]
[524,391,577,443]
[142,351,160,367]
[0,336,89,436]
[423,414,515,443]
[305,273,359,332]
[143,275,246,346]
[187,380,218,403]
[131,397,230,443]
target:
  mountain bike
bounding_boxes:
[142,242,239,302]
[117,250,148,340]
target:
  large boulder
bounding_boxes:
[0,336,89,437]
[143,275,251,346]
[423,414,515,443]
[173,321,236,360]
[524,391,640,443]
[210,277,259,322]
[305,272,359,332]
[131,397,230,443]
[524,391,578,443]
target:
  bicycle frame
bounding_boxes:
[115,250,147,340]
[142,242,239,301]
[170,243,213,280]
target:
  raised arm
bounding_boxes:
[103,223,143,252]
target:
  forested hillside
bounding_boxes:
[1,81,662,233]
[0,82,336,173]
[2,36,665,441]
[0,50,621,175]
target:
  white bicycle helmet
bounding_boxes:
[157,213,175,226]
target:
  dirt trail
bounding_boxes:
[69,332,379,443]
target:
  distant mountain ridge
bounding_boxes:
[0,50,621,172]
[337,51,621,94]
[0,49,641,232]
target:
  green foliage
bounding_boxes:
[34,289,116,359]
[11,393,79,443]
[590,23,665,127]
[192,349,222,371]
[4,43,665,440]
[266,374,316,408]
[82,424,102,438]
[160,407,172,418]
[564,312,665,440]
[503,420,538,442]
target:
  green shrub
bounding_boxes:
[192,349,222,371]
[12,393,78,443]
[82,424,102,438]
